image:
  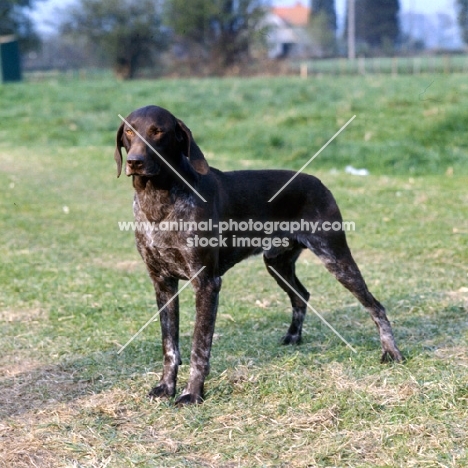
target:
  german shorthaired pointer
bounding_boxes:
[114,105,402,405]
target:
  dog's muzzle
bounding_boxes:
[126,154,160,177]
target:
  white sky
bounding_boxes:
[32,0,459,34]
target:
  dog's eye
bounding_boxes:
[150,127,163,136]
[125,129,134,137]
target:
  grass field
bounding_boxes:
[1,74,467,467]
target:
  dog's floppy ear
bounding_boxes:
[114,122,124,178]
[176,119,209,175]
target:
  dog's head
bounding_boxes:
[114,105,209,178]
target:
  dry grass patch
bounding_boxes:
[93,258,144,273]
[447,287,468,307]
[0,308,45,323]
[0,364,91,467]
[435,346,468,367]
[321,362,420,405]
[0,362,91,420]
[1,349,468,467]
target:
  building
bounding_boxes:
[264,2,312,58]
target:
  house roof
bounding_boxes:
[272,2,310,26]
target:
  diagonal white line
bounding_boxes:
[117,266,206,354]
[267,266,357,354]
[268,115,357,202]
[118,114,207,203]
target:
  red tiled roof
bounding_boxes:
[272,2,310,26]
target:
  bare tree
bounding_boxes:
[345,0,400,54]
[0,0,43,52]
[60,0,169,79]
[165,0,269,74]
[457,0,468,44]
[309,0,338,57]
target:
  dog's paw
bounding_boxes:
[380,349,403,364]
[148,383,175,400]
[174,393,204,406]
[281,333,302,345]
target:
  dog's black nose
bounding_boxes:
[127,155,145,171]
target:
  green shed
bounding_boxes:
[0,36,22,83]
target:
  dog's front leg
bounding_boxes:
[175,275,222,405]
[148,276,181,399]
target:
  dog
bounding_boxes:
[114,105,402,405]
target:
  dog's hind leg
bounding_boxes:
[263,246,309,345]
[306,231,403,362]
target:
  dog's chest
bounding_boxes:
[133,192,197,279]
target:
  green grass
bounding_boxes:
[1,73,468,175]
[1,74,468,467]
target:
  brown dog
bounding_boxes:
[114,105,402,405]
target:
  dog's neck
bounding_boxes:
[133,176,196,222]
[133,176,173,202]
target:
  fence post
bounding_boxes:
[444,55,450,74]
[300,62,308,78]
[392,57,398,77]
[358,56,365,75]
[339,58,346,76]
[373,57,381,75]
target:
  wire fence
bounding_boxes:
[295,55,468,77]
[21,54,468,82]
